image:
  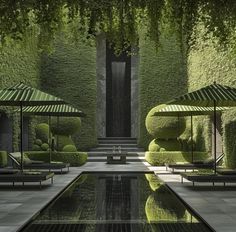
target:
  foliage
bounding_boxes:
[56,135,75,151]
[41,34,97,150]
[26,151,88,166]
[35,139,42,146]
[1,1,236,52]
[35,123,50,143]
[145,174,161,191]
[145,109,186,139]
[41,143,49,151]
[0,151,8,167]
[138,28,187,149]
[32,144,41,151]
[51,117,81,135]
[62,144,77,152]
[148,138,181,152]
[145,151,209,166]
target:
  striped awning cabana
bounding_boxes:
[0,83,65,106]
[167,83,236,107]
[20,104,86,117]
[153,104,227,117]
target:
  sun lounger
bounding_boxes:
[166,153,224,173]
[0,168,19,174]
[8,152,70,173]
[180,172,236,186]
[0,171,54,188]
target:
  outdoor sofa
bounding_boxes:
[180,172,236,186]
[0,171,54,188]
[165,153,224,173]
[9,152,70,174]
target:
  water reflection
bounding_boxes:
[22,173,212,232]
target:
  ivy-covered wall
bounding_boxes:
[138,30,188,149]
[0,37,40,151]
[40,35,97,151]
[188,23,236,167]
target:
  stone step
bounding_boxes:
[90,147,144,152]
[98,137,137,140]
[97,144,138,148]
[87,156,145,162]
[88,151,145,157]
[98,138,137,144]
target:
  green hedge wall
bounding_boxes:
[0,36,40,151]
[0,151,8,167]
[138,29,188,149]
[26,151,88,167]
[145,151,209,166]
[40,35,97,151]
[188,23,236,167]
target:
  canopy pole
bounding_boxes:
[20,103,24,172]
[214,100,217,174]
[49,115,52,163]
[191,114,194,163]
[57,116,59,150]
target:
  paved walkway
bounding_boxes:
[1,161,236,232]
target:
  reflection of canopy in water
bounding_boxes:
[145,174,161,191]
[145,185,186,223]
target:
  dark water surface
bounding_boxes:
[22,173,213,232]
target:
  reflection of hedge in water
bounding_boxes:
[38,174,96,221]
[145,185,186,223]
[145,174,161,191]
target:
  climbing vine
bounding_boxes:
[0,0,236,51]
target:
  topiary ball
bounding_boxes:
[41,143,49,151]
[62,144,77,152]
[32,144,41,151]
[148,139,181,151]
[35,123,50,143]
[56,135,75,151]
[35,139,43,146]
[51,117,81,136]
[145,106,185,139]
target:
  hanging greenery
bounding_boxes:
[0,0,236,51]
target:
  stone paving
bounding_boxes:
[1,160,236,232]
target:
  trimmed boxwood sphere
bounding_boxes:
[57,135,75,151]
[145,107,186,139]
[35,123,50,143]
[32,144,41,151]
[62,144,77,152]
[35,139,42,146]
[148,138,181,151]
[51,117,81,136]
[41,143,49,151]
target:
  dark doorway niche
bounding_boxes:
[106,43,131,137]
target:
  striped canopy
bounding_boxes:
[153,104,227,117]
[0,83,65,106]
[167,83,236,107]
[20,104,86,117]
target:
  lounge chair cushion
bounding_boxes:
[217,168,236,175]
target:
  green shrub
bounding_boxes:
[32,144,41,151]
[148,138,181,151]
[56,135,75,151]
[145,185,186,223]
[35,123,50,143]
[0,151,8,167]
[41,143,49,151]
[62,144,77,152]
[26,151,88,166]
[35,139,43,146]
[51,117,81,136]
[145,151,209,166]
[145,107,186,139]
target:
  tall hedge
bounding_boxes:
[188,23,236,166]
[138,29,188,149]
[40,34,97,150]
[0,35,40,151]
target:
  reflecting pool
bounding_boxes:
[21,173,213,232]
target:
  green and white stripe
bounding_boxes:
[0,83,65,106]
[167,83,236,107]
[153,104,227,116]
[21,104,86,117]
